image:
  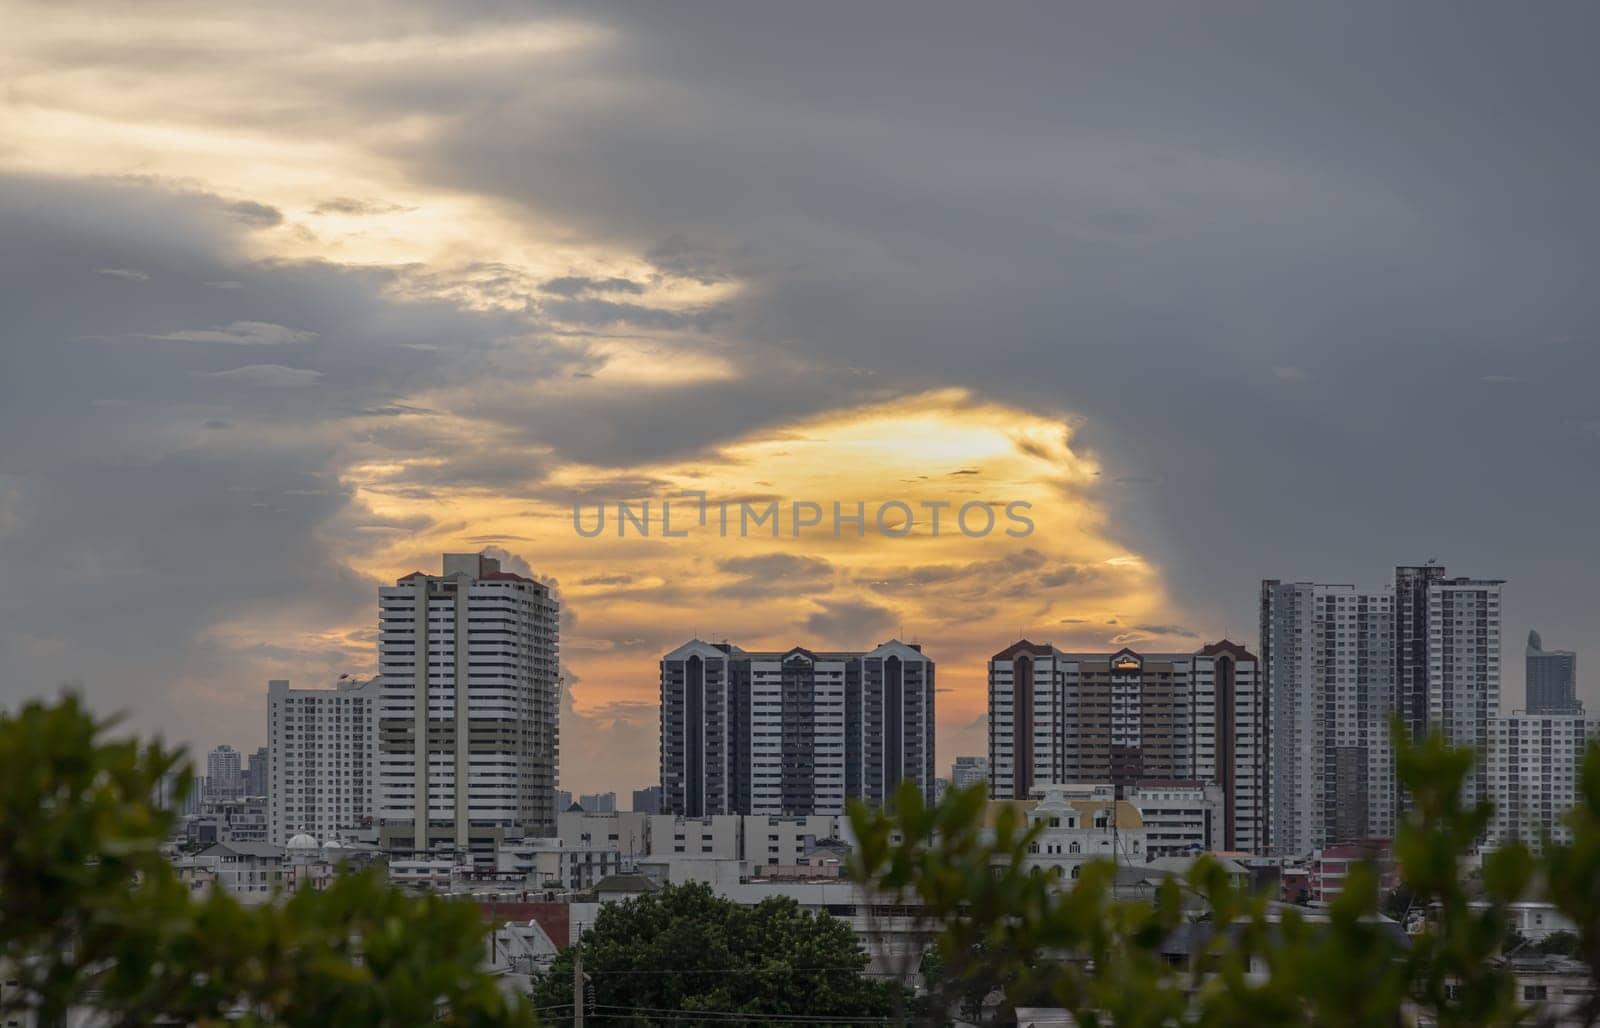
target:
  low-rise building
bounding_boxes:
[497,839,624,891]
[1309,839,1396,903]
[1125,780,1225,858]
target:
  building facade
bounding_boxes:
[1526,630,1581,716]
[244,746,269,799]
[660,639,934,816]
[206,744,243,804]
[579,792,617,813]
[951,756,990,792]
[267,676,378,846]
[1428,576,1503,808]
[376,553,561,857]
[1125,780,1225,858]
[1487,713,1598,849]
[986,640,1266,852]
[1260,582,1397,855]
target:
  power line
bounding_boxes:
[587,1004,898,1024]
[584,966,905,978]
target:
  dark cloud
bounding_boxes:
[96,267,150,282]
[802,597,897,644]
[1129,624,1201,639]
[369,1,1600,693]
[311,197,415,216]
[224,199,283,228]
[539,296,725,331]
[10,0,1600,788]
[0,173,558,747]
[539,275,648,298]
[861,549,1095,603]
[714,552,834,598]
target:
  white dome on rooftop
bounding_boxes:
[287,832,319,851]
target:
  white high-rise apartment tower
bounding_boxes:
[1487,713,1598,850]
[1259,582,1396,856]
[267,676,377,846]
[376,553,560,858]
[1260,565,1502,855]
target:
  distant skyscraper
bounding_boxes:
[1427,576,1502,809]
[579,791,617,813]
[1262,563,1502,854]
[1526,630,1580,715]
[556,790,574,812]
[986,640,1267,853]
[1394,563,1449,739]
[950,756,989,792]
[377,552,560,857]
[1260,582,1396,855]
[268,677,377,846]
[660,639,934,816]
[206,744,243,803]
[631,786,663,814]
[244,746,269,798]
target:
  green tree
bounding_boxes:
[0,694,535,1027]
[530,881,901,1025]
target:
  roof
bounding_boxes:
[1198,639,1258,661]
[592,873,661,895]
[198,841,286,859]
[661,639,931,663]
[992,639,1054,661]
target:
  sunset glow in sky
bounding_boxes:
[4,2,1598,795]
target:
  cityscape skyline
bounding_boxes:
[175,547,1574,797]
[4,4,1599,803]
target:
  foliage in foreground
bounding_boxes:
[530,880,902,1025]
[850,723,1600,1027]
[0,694,534,1027]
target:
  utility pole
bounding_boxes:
[573,940,584,1028]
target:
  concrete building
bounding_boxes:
[1260,582,1397,855]
[950,756,989,792]
[1429,576,1503,808]
[376,553,561,858]
[1394,563,1450,741]
[992,785,1149,881]
[987,640,1266,852]
[1261,565,1502,853]
[267,676,378,846]
[1527,630,1581,715]
[497,839,624,891]
[1125,780,1225,858]
[659,638,934,816]
[631,785,663,813]
[555,809,650,863]
[579,791,616,813]
[1487,713,1598,849]
[244,745,269,799]
[206,744,243,803]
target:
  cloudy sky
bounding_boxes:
[2,1,1597,795]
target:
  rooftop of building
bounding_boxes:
[982,797,1144,831]
[663,638,930,662]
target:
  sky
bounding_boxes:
[1,1,1597,797]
